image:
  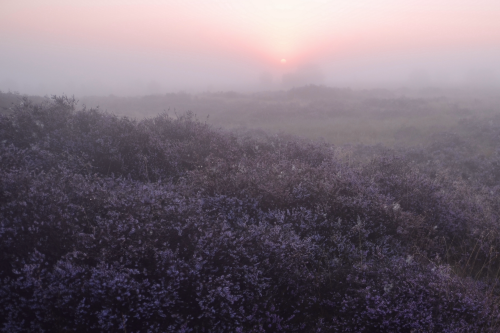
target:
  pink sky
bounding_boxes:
[1,0,499,94]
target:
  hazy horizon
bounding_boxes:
[1,0,500,96]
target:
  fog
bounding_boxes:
[1,0,500,96]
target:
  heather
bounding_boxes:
[1,95,500,331]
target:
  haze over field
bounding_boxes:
[1,0,500,95]
[4,2,500,330]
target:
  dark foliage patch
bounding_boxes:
[1,96,500,332]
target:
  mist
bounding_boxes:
[5,2,500,330]
[1,0,500,96]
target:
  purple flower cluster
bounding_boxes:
[1,96,499,331]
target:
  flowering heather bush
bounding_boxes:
[1,96,500,332]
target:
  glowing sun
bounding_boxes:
[281,58,287,64]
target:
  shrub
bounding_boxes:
[1,96,499,332]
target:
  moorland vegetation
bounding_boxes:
[1,90,500,331]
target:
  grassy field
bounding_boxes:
[75,86,500,147]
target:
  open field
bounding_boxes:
[76,86,500,147]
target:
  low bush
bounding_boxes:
[1,96,499,332]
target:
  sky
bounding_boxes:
[1,0,500,95]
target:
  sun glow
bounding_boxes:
[1,0,500,93]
